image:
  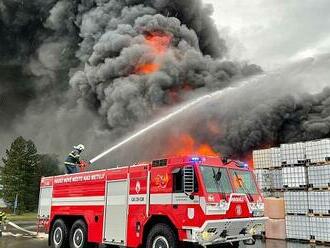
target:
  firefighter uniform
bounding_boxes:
[0,211,7,236]
[64,150,81,174]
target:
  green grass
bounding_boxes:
[7,212,37,222]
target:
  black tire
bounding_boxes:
[230,241,239,248]
[69,220,90,248]
[223,242,239,248]
[50,219,69,248]
[146,223,178,248]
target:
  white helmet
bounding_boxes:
[74,144,85,152]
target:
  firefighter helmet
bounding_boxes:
[74,144,85,152]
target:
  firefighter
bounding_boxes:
[64,144,85,174]
[0,211,7,237]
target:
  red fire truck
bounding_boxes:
[38,155,267,248]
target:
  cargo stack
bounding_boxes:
[253,148,286,241]
[253,147,282,197]
[306,139,330,245]
[253,138,330,245]
[280,142,309,242]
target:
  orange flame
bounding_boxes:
[145,32,172,54]
[242,152,254,169]
[167,82,194,104]
[135,32,172,75]
[166,133,218,156]
[135,63,160,74]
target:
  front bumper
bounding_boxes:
[183,217,268,246]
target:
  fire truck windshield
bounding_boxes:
[229,169,258,195]
[200,166,233,193]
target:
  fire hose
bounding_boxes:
[6,221,37,236]
[1,221,47,239]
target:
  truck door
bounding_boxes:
[38,186,53,219]
[103,180,128,245]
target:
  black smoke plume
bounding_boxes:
[0,0,259,159]
[0,0,328,166]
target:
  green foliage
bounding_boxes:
[0,137,61,213]
[39,154,62,177]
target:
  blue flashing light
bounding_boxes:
[236,161,249,168]
[190,156,203,162]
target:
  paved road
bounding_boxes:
[0,222,320,248]
[0,236,47,248]
[0,237,317,248]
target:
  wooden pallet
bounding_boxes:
[265,166,282,170]
[283,185,308,190]
[287,238,330,246]
[282,160,306,167]
[308,211,330,217]
[286,212,308,216]
[270,188,285,192]
[308,186,330,191]
[310,238,330,246]
[306,159,330,166]
[286,238,310,244]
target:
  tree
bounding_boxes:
[38,154,62,177]
[1,137,39,212]
[0,137,62,213]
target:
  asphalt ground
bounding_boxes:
[0,222,324,248]
[0,237,321,248]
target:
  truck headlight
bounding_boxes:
[201,231,212,241]
[248,224,264,235]
[248,226,257,236]
[198,228,217,242]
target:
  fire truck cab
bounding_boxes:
[38,155,267,248]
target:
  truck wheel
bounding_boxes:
[223,242,239,248]
[146,223,178,248]
[229,242,239,248]
[69,220,89,248]
[50,219,69,248]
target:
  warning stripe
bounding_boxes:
[52,196,105,206]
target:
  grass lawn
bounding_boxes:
[7,212,37,222]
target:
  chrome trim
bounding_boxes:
[183,217,268,246]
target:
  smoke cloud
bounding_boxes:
[151,55,330,160]
[0,0,257,159]
[101,55,330,165]
[0,0,328,167]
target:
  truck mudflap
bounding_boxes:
[183,217,268,246]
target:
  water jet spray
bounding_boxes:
[89,76,262,164]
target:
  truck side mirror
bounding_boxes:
[183,166,194,198]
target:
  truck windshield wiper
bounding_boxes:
[212,168,225,199]
[234,171,253,202]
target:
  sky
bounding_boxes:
[204,0,330,70]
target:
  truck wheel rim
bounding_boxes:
[53,227,63,246]
[152,236,169,248]
[73,228,84,248]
